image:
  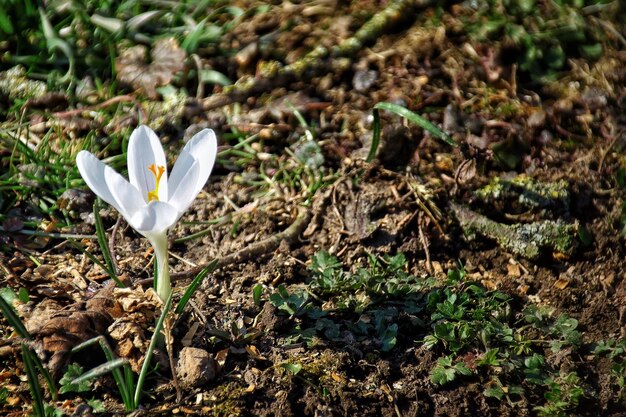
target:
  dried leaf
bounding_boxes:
[113,287,160,316]
[116,38,186,99]
[331,371,345,383]
[108,315,149,372]
[507,263,521,277]
[215,348,229,370]
[554,278,569,290]
[244,345,266,360]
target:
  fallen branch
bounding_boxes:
[451,203,578,260]
[52,94,146,120]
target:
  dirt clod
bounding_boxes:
[176,347,216,389]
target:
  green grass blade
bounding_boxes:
[93,199,119,280]
[0,7,14,34]
[0,296,30,339]
[122,365,135,410]
[134,292,174,407]
[200,69,232,86]
[72,335,108,354]
[0,297,58,399]
[181,17,207,52]
[373,101,457,148]
[22,345,45,417]
[33,354,58,401]
[93,201,113,271]
[126,10,161,32]
[38,7,74,83]
[173,223,216,244]
[71,358,130,386]
[367,108,382,163]
[175,259,220,315]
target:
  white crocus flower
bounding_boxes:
[77,125,217,301]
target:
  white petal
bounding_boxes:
[167,150,195,198]
[129,201,179,234]
[127,125,168,202]
[169,129,217,200]
[104,165,146,222]
[167,159,200,215]
[77,151,134,217]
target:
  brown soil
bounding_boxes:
[2,1,626,416]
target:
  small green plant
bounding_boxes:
[423,277,514,354]
[417,271,589,414]
[523,353,548,385]
[269,284,311,317]
[522,305,582,352]
[467,0,610,81]
[593,338,626,389]
[68,336,134,410]
[87,399,105,413]
[59,364,92,394]
[309,251,431,310]
[483,377,524,404]
[429,355,472,385]
[267,251,430,352]
[534,372,585,417]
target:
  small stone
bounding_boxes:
[527,109,546,128]
[352,70,378,92]
[581,88,608,110]
[57,188,94,218]
[72,403,94,417]
[176,347,216,388]
[443,104,462,133]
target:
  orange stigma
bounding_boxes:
[147,164,165,202]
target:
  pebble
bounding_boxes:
[352,70,378,92]
[176,347,216,388]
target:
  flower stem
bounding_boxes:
[149,232,171,302]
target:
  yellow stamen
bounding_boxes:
[147,163,165,202]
